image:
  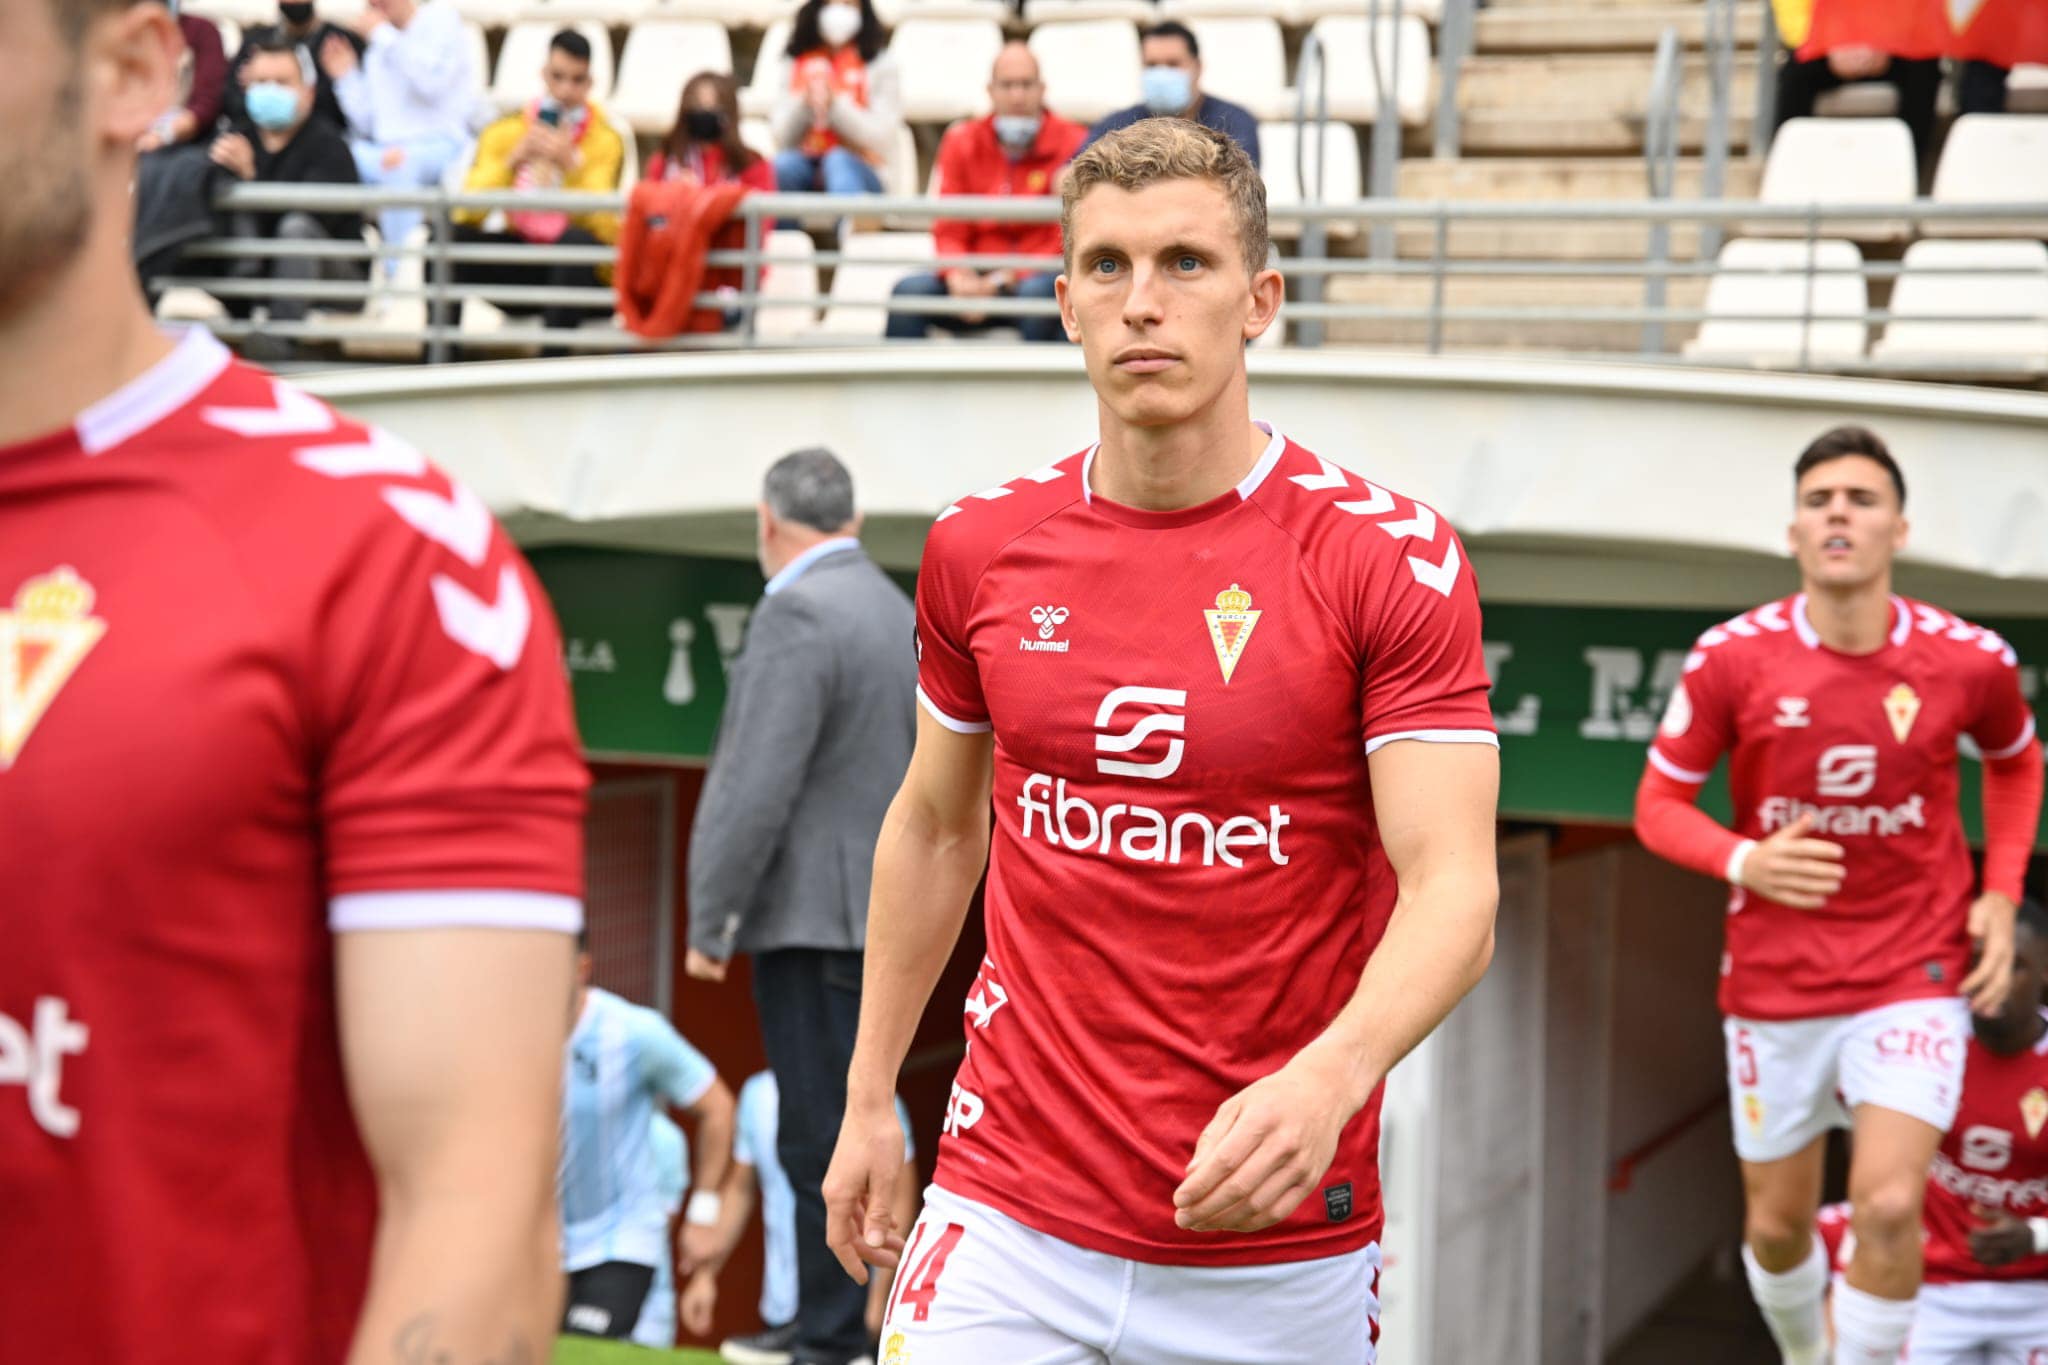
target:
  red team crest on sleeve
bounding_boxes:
[0,566,108,770]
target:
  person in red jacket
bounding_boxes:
[885,42,1084,342]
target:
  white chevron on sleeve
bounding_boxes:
[294,427,428,480]
[384,480,493,569]
[1376,503,1438,543]
[200,381,335,438]
[1290,457,1348,492]
[430,565,532,670]
[1407,537,1462,598]
[1335,482,1395,517]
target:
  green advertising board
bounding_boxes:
[530,548,2047,843]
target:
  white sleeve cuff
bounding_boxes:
[1725,839,1757,888]
[1362,729,1501,756]
[330,889,583,934]
[917,686,991,734]
[1981,714,2040,762]
[1647,747,1714,785]
[2031,1217,2048,1255]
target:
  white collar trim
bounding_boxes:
[1790,593,1911,650]
[1080,421,1285,507]
[76,328,231,457]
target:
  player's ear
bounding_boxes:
[94,5,184,149]
[1244,266,1283,344]
[1055,272,1081,344]
[1893,512,1909,553]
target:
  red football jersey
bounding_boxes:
[0,331,588,1364]
[914,425,1497,1266]
[1924,1021,2048,1285]
[1649,594,2036,1021]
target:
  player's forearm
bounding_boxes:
[690,1101,734,1204]
[1634,766,1747,882]
[700,1174,756,1274]
[1982,743,2045,901]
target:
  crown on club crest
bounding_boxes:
[1213,583,1253,613]
[14,566,96,621]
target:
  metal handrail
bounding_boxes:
[1294,30,1331,348]
[1642,28,1684,355]
[1366,0,1401,261]
[1700,0,1738,257]
[1433,0,1476,161]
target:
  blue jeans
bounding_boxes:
[885,270,1064,342]
[350,132,469,271]
[773,146,882,195]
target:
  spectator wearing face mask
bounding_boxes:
[649,71,775,190]
[1080,21,1259,168]
[769,0,901,198]
[139,13,229,152]
[228,2,365,133]
[886,42,1083,342]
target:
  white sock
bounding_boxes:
[1831,1280,1917,1364]
[1743,1239,1831,1365]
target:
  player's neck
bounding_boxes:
[0,204,175,451]
[1800,577,1896,655]
[1091,388,1264,512]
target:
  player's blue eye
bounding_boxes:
[1093,258,1118,274]
[1177,255,1200,271]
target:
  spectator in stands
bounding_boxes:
[886,42,1083,342]
[1082,21,1260,168]
[769,0,900,199]
[450,29,623,340]
[139,12,228,151]
[649,71,776,190]
[1771,0,1943,170]
[227,2,364,132]
[205,35,363,357]
[319,0,477,266]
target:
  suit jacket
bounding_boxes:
[687,546,916,957]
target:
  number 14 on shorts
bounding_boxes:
[888,1222,966,1326]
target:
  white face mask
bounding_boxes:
[817,3,863,47]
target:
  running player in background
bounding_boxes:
[561,943,736,1342]
[823,118,1500,1362]
[0,2,590,1362]
[1635,426,2046,1365]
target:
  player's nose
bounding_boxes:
[1122,263,1167,327]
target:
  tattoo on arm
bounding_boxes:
[393,1314,536,1365]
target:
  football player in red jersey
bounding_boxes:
[1635,426,2045,1365]
[819,119,1500,1363]
[0,3,588,1363]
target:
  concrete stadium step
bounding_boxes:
[1481,0,1704,9]
[1455,53,1758,153]
[1473,4,1764,54]
[1324,272,1709,352]
[1393,157,1763,258]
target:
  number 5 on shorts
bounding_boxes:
[1733,1027,1759,1088]
[891,1222,966,1325]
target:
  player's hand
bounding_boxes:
[1968,1204,2036,1267]
[822,1098,910,1284]
[680,1268,717,1337]
[679,1221,721,1277]
[1736,812,1846,909]
[1173,1049,1358,1234]
[685,948,728,982]
[1961,891,2019,1016]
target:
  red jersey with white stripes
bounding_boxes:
[1648,594,2036,1021]
[0,331,588,1364]
[1924,1020,2048,1284]
[914,424,1497,1265]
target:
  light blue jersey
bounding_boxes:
[560,987,716,1273]
[633,1113,689,1348]
[735,1071,914,1328]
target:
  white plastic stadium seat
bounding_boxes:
[544,0,665,23]
[1028,19,1143,124]
[739,117,779,163]
[1304,15,1433,126]
[2010,64,2048,112]
[450,0,528,28]
[1021,0,1158,24]
[1683,238,1868,367]
[753,229,822,337]
[881,0,1013,25]
[1927,114,2048,238]
[493,21,615,112]
[1183,18,1289,120]
[212,18,242,56]
[1812,81,1899,118]
[1751,118,1914,242]
[610,20,734,136]
[892,18,1007,123]
[1158,0,1289,16]
[819,232,935,336]
[182,0,271,24]
[882,121,921,198]
[1870,239,2048,376]
[462,21,492,99]
[1259,119,1362,239]
[1292,0,1437,22]
[743,19,796,118]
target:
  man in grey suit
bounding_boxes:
[685,448,915,1365]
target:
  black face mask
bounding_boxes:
[280,3,315,26]
[684,109,726,141]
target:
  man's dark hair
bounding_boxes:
[2018,896,2048,945]
[763,448,856,534]
[549,28,592,63]
[1141,20,1200,59]
[1794,425,1906,508]
[244,30,313,82]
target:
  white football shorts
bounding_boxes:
[1724,996,1970,1163]
[1902,1279,2048,1364]
[877,1184,1381,1365]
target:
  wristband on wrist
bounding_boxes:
[1725,838,1757,887]
[685,1190,723,1227]
[2030,1218,2048,1255]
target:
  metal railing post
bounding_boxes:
[1752,0,1781,162]
[741,205,763,344]
[1641,28,1680,356]
[1432,0,1473,160]
[1427,201,1449,354]
[428,188,453,365]
[1799,201,1818,372]
[1296,32,1330,349]
[1700,0,1734,258]
[1368,0,1399,261]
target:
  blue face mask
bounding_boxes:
[993,114,1042,150]
[1141,64,1193,115]
[246,82,300,131]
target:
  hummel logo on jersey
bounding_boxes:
[0,568,107,772]
[1095,686,1187,780]
[1817,744,1879,798]
[0,997,90,1138]
[1022,606,1071,653]
[1775,697,1811,728]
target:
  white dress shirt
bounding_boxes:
[335,0,476,146]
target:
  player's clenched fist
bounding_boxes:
[1173,1053,1359,1234]
[1737,812,1847,909]
[823,1097,911,1284]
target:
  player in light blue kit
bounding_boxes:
[560,938,735,1342]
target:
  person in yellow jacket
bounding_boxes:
[452,29,623,339]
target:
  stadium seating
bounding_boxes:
[610,20,735,135]
[213,18,241,56]
[739,117,778,163]
[545,0,666,21]
[1021,0,1158,24]
[753,228,822,337]
[892,17,1007,122]
[1293,0,1438,22]
[1303,14,1433,125]
[1028,19,1145,124]
[742,19,795,118]
[1684,238,1868,367]
[493,20,616,112]
[2012,64,2048,112]
[451,0,527,27]
[1184,16,1291,120]
[818,231,935,336]
[1926,114,2048,238]
[1811,82,1900,118]
[1751,118,1915,243]
[880,0,1013,23]
[1869,239,2048,376]
[183,0,272,23]
[1259,118,1363,238]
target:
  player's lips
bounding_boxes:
[1823,536,1853,555]
[1113,348,1180,373]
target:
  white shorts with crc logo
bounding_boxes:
[1902,1279,2048,1364]
[1724,996,1970,1164]
[878,1184,1382,1365]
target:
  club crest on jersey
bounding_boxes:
[1743,1093,1765,1133]
[2024,1087,2048,1141]
[882,1330,910,1365]
[0,567,108,771]
[1884,683,1922,744]
[1204,583,1261,684]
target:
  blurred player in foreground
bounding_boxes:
[0,2,590,1361]
[823,117,1500,1363]
[1635,426,2044,1365]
